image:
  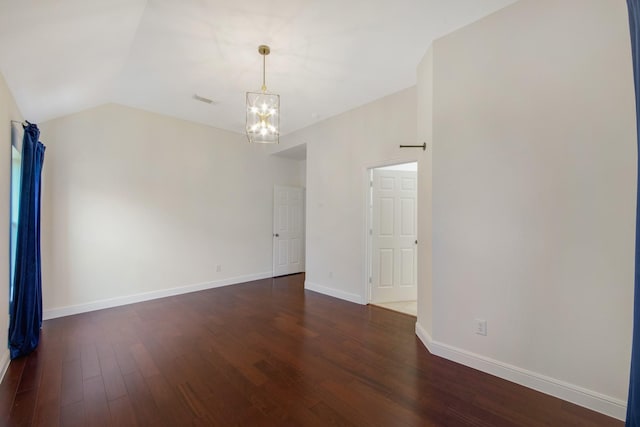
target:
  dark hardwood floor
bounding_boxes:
[0,273,622,426]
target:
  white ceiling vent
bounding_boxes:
[193,94,217,105]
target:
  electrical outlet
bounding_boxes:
[329,271,333,279]
[474,319,487,336]
[216,264,221,272]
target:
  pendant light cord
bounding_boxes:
[262,53,267,92]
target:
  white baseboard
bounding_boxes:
[414,322,626,421]
[0,349,10,385]
[43,271,273,320]
[304,280,363,304]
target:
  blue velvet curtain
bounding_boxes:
[8,123,45,360]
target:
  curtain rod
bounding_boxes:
[10,120,29,126]
[399,142,427,151]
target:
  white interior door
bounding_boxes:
[273,185,305,277]
[370,169,417,303]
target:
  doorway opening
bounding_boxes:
[367,161,418,316]
[271,143,307,278]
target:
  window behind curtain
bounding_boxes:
[9,126,22,303]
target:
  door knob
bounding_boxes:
[415,240,418,244]
[274,233,279,237]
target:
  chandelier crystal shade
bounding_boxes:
[246,45,279,144]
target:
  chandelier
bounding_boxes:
[246,45,279,143]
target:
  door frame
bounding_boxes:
[362,157,419,304]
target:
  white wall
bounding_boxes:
[418,0,635,419]
[298,160,307,188]
[40,104,301,317]
[281,87,422,303]
[416,46,434,334]
[0,72,23,379]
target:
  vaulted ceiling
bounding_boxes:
[0,0,517,135]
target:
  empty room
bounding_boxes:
[0,0,637,425]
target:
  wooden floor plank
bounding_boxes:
[60,359,83,407]
[0,273,623,426]
[107,396,138,427]
[82,376,109,427]
[59,400,85,427]
[10,388,39,427]
[32,353,63,427]
[121,371,166,427]
[80,344,102,381]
